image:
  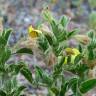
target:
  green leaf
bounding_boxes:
[4,79,12,94]
[44,34,53,45]
[53,56,65,79]
[35,66,53,86]
[52,45,62,56]
[68,77,81,96]
[59,83,68,96]
[35,66,43,78]
[0,48,11,65]
[38,35,49,52]
[7,64,17,73]
[13,86,26,96]
[0,90,6,96]
[56,29,67,42]
[0,67,5,72]
[76,64,88,74]
[79,79,96,94]
[78,44,82,53]
[87,31,94,39]
[50,87,59,95]
[50,20,59,38]
[11,76,18,89]
[68,77,79,89]
[67,56,71,64]
[15,48,33,55]
[74,54,82,64]
[0,29,12,46]
[88,48,94,60]
[8,62,25,74]
[20,67,33,83]
[59,80,68,96]
[67,29,78,38]
[60,15,69,28]
[0,37,6,46]
[34,68,41,83]
[51,20,67,42]
[14,62,26,74]
[88,39,96,49]
[2,30,6,37]
[4,29,12,42]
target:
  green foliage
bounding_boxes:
[34,9,96,96]
[35,66,53,87]
[20,67,33,83]
[0,29,33,96]
[0,90,6,96]
[0,29,12,46]
[1,9,96,96]
[15,48,33,55]
[79,79,96,93]
[40,9,78,57]
[11,86,26,96]
[38,34,50,52]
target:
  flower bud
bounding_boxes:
[74,35,90,45]
[39,23,52,36]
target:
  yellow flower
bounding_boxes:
[28,25,42,38]
[64,48,80,64]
